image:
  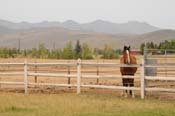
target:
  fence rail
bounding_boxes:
[0,58,174,99]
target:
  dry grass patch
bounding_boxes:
[0,92,175,116]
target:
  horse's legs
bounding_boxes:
[124,84,128,97]
[129,79,135,98]
[130,86,135,98]
[122,79,128,97]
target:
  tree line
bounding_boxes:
[1,40,174,59]
[0,40,120,59]
[140,40,175,53]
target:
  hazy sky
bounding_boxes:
[0,0,175,29]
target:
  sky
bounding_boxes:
[0,0,175,29]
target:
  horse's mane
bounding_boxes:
[120,54,137,64]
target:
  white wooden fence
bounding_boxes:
[0,58,175,99]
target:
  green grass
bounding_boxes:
[0,92,175,116]
[4,106,33,112]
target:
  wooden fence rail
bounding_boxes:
[0,58,175,99]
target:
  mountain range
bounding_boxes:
[0,19,159,34]
[0,19,174,49]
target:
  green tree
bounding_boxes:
[38,43,48,58]
[102,44,119,59]
[74,40,82,58]
[140,43,145,54]
[31,48,38,58]
[82,43,93,59]
[3,48,9,58]
[62,42,74,59]
[48,49,62,59]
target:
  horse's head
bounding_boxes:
[123,45,131,64]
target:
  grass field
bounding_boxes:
[0,92,175,116]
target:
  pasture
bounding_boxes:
[0,92,175,116]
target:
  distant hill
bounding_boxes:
[80,20,159,34]
[0,27,123,49]
[127,29,175,46]
[0,25,16,35]
[0,19,160,34]
[0,26,174,49]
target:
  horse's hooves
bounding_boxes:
[124,95,128,98]
[120,91,125,96]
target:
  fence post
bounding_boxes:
[164,50,167,77]
[34,60,38,84]
[96,60,99,84]
[24,59,28,94]
[77,58,81,94]
[0,76,1,88]
[143,46,147,94]
[141,59,145,99]
[67,60,71,85]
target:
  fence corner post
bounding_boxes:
[24,59,28,94]
[141,59,145,99]
[77,58,81,94]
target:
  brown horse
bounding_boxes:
[120,46,137,98]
